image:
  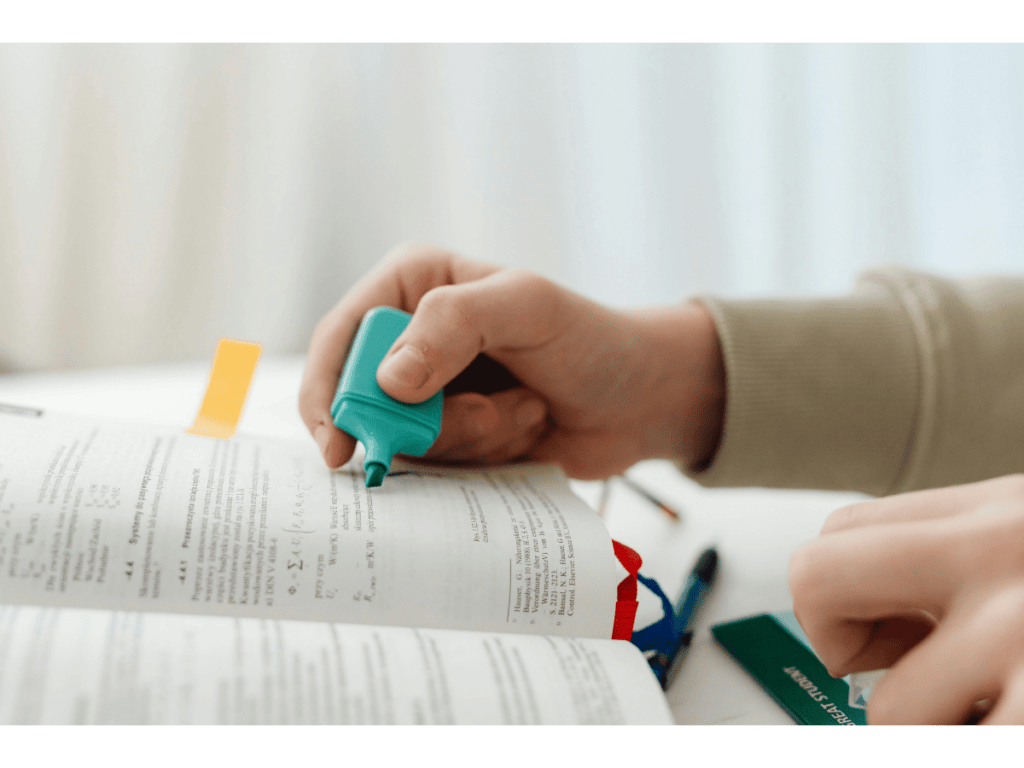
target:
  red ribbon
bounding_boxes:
[611,540,642,640]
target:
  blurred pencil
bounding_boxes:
[618,474,682,521]
[596,478,612,517]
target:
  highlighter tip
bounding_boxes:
[365,462,387,488]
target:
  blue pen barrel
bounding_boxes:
[673,549,718,635]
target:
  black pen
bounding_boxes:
[661,547,718,690]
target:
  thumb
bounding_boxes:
[376,270,564,403]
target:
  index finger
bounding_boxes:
[820,475,1024,536]
[790,518,958,676]
[298,245,499,466]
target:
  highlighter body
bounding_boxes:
[330,307,443,487]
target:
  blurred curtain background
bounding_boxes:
[1,44,1023,371]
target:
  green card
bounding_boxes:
[711,613,866,726]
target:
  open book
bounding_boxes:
[0,405,672,724]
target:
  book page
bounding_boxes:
[0,605,672,724]
[0,407,619,638]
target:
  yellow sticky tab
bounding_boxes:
[187,339,262,440]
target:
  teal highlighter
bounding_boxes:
[330,307,443,488]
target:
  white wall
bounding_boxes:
[2,44,1023,371]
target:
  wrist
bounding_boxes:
[627,301,726,469]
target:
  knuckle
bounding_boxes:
[381,241,427,266]
[380,242,441,279]
[788,542,826,601]
[381,242,461,274]
[507,268,548,290]
[419,284,475,330]
[506,269,558,304]
[417,283,455,313]
[504,269,571,333]
[972,585,1024,637]
[954,502,1024,576]
[820,502,867,535]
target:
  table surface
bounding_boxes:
[0,356,867,725]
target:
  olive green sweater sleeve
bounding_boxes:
[682,269,1024,495]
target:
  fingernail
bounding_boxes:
[314,424,331,458]
[515,399,546,428]
[378,345,431,390]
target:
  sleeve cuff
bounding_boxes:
[679,275,921,495]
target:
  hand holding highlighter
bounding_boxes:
[301,244,725,480]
